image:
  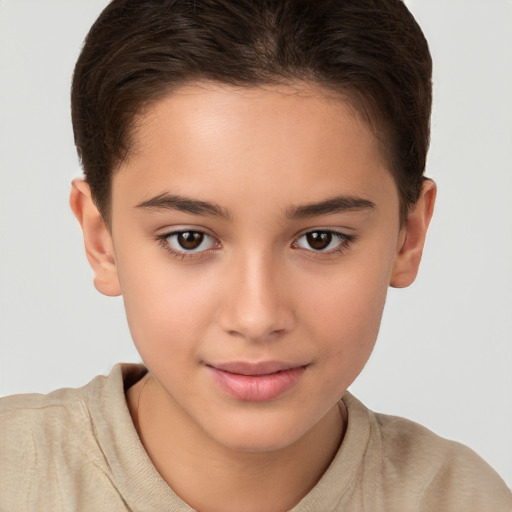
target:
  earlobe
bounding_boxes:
[69,179,121,297]
[390,179,437,288]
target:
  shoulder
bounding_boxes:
[0,364,145,511]
[0,386,84,508]
[0,383,93,457]
[0,378,100,497]
[0,373,105,438]
[0,364,144,440]
[343,394,512,511]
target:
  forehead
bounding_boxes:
[113,82,398,216]
[132,82,374,155]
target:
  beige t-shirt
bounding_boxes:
[1,364,510,511]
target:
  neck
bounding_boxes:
[127,374,346,512]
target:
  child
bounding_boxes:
[1,0,511,510]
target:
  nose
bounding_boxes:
[218,253,297,342]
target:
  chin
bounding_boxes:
[219,434,299,454]
[205,413,312,454]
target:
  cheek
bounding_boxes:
[312,276,387,348]
[116,252,218,360]
[301,251,393,368]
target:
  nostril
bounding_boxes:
[226,324,291,343]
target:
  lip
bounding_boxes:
[206,361,308,402]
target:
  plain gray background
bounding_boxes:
[1,0,511,486]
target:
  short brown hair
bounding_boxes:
[71,0,432,223]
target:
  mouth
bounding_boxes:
[205,361,308,402]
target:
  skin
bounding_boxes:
[70,83,436,512]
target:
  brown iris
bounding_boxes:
[177,231,204,250]
[306,231,333,250]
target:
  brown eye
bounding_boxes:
[294,230,351,253]
[177,231,204,250]
[305,231,332,250]
[165,230,217,253]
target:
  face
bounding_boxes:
[100,83,410,452]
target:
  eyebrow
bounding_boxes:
[286,195,376,218]
[136,193,231,219]
[136,192,375,220]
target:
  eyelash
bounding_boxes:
[292,230,355,256]
[156,229,219,260]
[156,228,355,260]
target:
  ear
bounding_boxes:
[390,179,437,288]
[69,179,121,297]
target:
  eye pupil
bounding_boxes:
[307,231,332,250]
[177,231,203,250]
